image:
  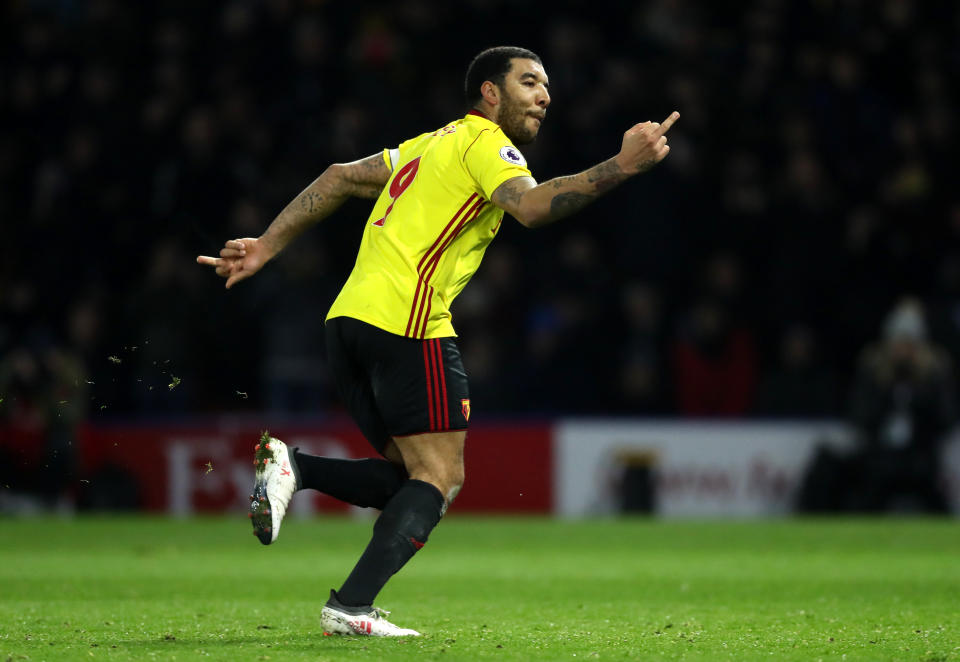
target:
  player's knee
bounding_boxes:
[444,467,465,506]
[414,471,462,508]
[451,465,465,490]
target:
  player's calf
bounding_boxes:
[335,479,445,606]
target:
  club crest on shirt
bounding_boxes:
[499,146,526,166]
[461,398,471,421]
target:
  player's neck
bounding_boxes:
[470,105,498,124]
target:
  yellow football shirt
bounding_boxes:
[326,111,532,338]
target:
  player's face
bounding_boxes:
[497,58,550,145]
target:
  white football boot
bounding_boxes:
[249,432,300,545]
[321,590,420,637]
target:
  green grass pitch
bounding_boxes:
[1,516,958,661]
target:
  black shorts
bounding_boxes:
[326,316,470,454]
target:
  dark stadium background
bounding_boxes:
[1,1,957,494]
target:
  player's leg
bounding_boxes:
[321,430,464,637]
[388,431,466,505]
[294,453,407,507]
[334,430,464,604]
[252,438,409,543]
[289,362,408,510]
[321,323,470,636]
[250,433,407,545]
[249,319,410,544]
[290,317,412,507]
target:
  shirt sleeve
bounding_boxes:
[462,130,533,200]
[386,132,432,173]
[382,148,395,172]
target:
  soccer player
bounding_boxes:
[198,46,677,636]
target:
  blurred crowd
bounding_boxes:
[2,0,959,444]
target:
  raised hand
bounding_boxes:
[197,237,272,289]
[616,111,680,175]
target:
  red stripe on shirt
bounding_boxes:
[420,198,486,289]
[418,284,434,340]
[417,194,478,273]
[411,281,430,341]
[405,277,425,337]
[415,200,486,339]
[406,194,477,337]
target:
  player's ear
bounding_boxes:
[480,80,499,106]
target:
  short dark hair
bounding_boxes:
[464,46,542,106]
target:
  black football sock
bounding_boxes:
[336,479,445,607]
[292,450,407,510]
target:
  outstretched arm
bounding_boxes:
[197,153,390,288]
[492,111,679,228]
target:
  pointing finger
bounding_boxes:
[197,255,222,267]
[655,111,680,136]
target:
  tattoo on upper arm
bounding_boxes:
[347,154,391,188]
[494,180,525,208]
[353,183,384,199]
[300,192,324,213]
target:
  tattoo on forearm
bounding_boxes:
[550,191,596,217]
[547,159,626,218]
[586,159,626,194]
[635,158,657,173]
[551,159,624,193]
[299,192,324,213]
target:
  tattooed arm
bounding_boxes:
[491,158,628,229]
[261,153,389,253]
[197,153,390,288]
[492,112,679,228]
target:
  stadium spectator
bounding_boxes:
[671,253,758,416]
[798,298,956,512]
[847,298,956,511]
[753,324,840,418]
[612,280,668,413]
[671,296,758,416]
[0,339,86,510]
